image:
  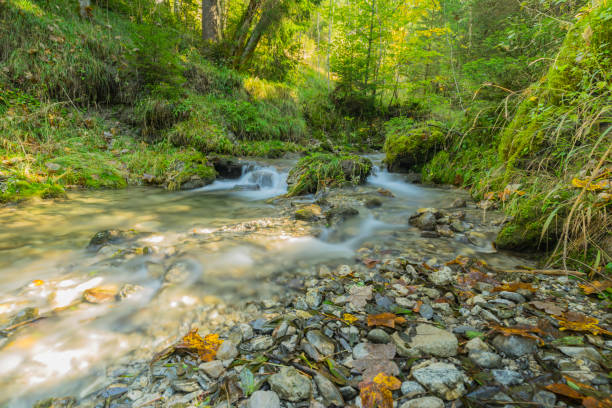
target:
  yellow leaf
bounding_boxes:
[343,313,359,325]
[555,312,612,336]
[359,373,401,408]
[177,330,223,362]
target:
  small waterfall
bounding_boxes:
[367,165,422,197]
[197,164,288,199]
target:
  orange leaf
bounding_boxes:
[554,312,612,336]
[579,280,612,295]
[367,313,405,329]
[359,373,401,408]
[413,300,423,313]
[493,282,536,293]
[545,383,583,400]
[176,329,223,362]
[363,258,379,268]
[491,325,545,345]
[32,279,44,286]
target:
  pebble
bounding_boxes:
[411,361,466,400]
[199,360,224,378]
[249,335,274,351]
[306,330,335,357]
[492,335,538,358]
[428,266,454,286]
[314,374,344,406]
[419,304,434,320]
[532,390,557,408]
[268,366,312,402]
[491,369,523,386]
[400,396,445,408]
[498,291,526,303]
[216,340,238,361]
[247,391,280,408]
[469,350,502,368]
[409,324,458,357]
[401,380,426,397]
[367,328,390,343]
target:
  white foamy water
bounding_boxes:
[196,164,288,199]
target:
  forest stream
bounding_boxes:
[0,155,536,407]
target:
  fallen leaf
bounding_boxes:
[352,343,398,382]
[83,287,117,304]
[32,280,44,286]
[359,372,401,408]
[413,300,423,313]
[555,312,612,336]
[175,329,223,362]
[343,313,359,325]
[348,285,373,309]
[545,383,583,400]
[367,313,406,329]
[579,280,612,295]
[531,300,566,315]
[491,325,545,345]
[493,282,536,293]
[363,258,378,268]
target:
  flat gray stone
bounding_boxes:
[469,350,501,368]
[409,324,458,357]
[248,390,280,408]
[314,374,344,406]
[199,360,224,379]
[411,361,466,400]
[400,396,445,408]
[268,366,311,402]
[492,334,537,358]
[216,340,238,361]
[401,380,425,397]
[491,369,523,386]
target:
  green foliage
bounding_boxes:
[287,153,372,196]
[383,119,446,172]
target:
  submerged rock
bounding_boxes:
[247,391,280,408]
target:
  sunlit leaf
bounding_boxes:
[579,280,612,295]
[491,325,545,345]
[358,373,401,408]
[367,312,406,328]
[176,329,223,362]
[554,312,612,336]
[343,313,359,325]
[493,282,536,293]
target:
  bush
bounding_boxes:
[287,153,372,196]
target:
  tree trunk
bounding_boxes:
[327,0,333,91]
[202,0,221,42]
[231,0,261,59]
[363,0,376,89]
[79,0,90,18]
[237,0,282,68]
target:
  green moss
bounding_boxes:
[498,5,612,180]
[0,177,65,203]
[165,151,215,191]
[287,153,372,196]
[53,153,127,189]
[237,140,303,158]
[383,119,445,172]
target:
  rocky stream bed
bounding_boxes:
[1,159,610,408]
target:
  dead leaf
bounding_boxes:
[572,177,610,191]
[175,329,223,362]
[579,280,612,295]
[491,325,545,345]
[83,287,117,304]
[348,285,373,309]
[531,300,566,315]
[367,313,406,329]
[493,282,536,293]
[352,343,398,382]
[413,300,423,313]
[555,312,612,336]
[358,372,401,408]
[343,313,359,325]
[363,258,378,269]
[545,383,583,400]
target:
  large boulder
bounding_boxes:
[287,153,372,196]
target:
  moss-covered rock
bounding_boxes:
[383,119,445,172]
[164,151,215,190]
[494,196,560,252]
[287,153,372,196]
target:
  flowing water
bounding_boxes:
[0,156,531,407]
